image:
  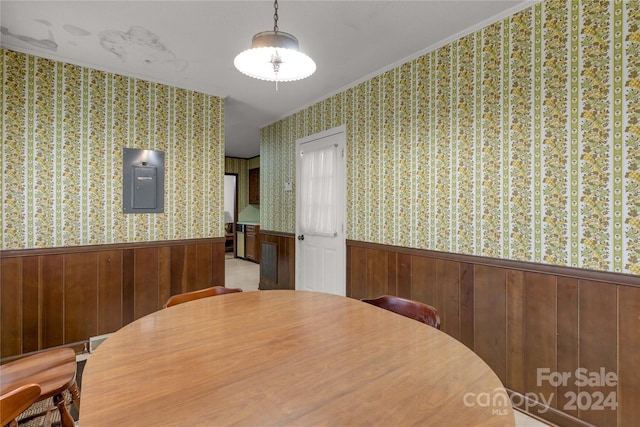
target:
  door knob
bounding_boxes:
[297,235,305,241]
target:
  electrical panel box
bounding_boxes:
[123,148,164,214]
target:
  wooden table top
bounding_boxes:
[80,290,514,426]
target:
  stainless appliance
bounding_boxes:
[236,223,245,258]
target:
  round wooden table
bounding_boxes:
[80,290,514,426]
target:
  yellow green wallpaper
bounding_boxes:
[247,157,260,170]
[261,0,640,275]
[1,49,225,250]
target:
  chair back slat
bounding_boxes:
[164,286,242,308]
[362,295,441,329]
[1,383,41,427]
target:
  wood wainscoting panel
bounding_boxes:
[0,238,225,360]
[459,262,475,350]
[185,245,198,293]
[619,285,640,427]
[0,257,23,356]
[195,243,213,290]
[259,231,295,291]
[396,253,413,299]
[21,256,40,354]
[556,276,580,419]
[65,252,99,344]
[522,272,558,414]
[98,250,123,335]
[385,251,413,297]
[386,252,398,296]
[578,280,618,427]
[347,244,367,298]
[474,265,507,385]
[409,256,437,310]
[345,240,640,427]
[122,249,135,326]
[436,259,460,337]
[41,254,65,349]
[506,269,525,394]
[170,244,186,297]
[212,242,226,288]
[134,247,160,320]
[365,248,387,299]
[158,246,172,314]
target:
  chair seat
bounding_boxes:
[0,348,76,399]
[0,348,79,427]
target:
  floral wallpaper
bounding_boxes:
[1,49,225,250]
[261,0,640,275]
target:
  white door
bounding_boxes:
[295,126,346,296]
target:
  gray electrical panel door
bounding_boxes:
[123,148,164,214]
[133,165,157,209]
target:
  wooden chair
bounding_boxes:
[361,295,441,329]
[0,348,80,427]
[1,383,41,427]
[163,285,243,308]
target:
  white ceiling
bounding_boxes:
[1,1,532,158]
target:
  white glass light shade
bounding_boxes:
[234,31,316,82]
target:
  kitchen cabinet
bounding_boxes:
[245,225,260,263]
[249,168,260,204]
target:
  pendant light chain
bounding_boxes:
[272,0,280,90]
[273,0,279,32]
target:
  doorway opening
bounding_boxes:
[224,173,238,258]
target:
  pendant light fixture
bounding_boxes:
[234,0,316,89]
